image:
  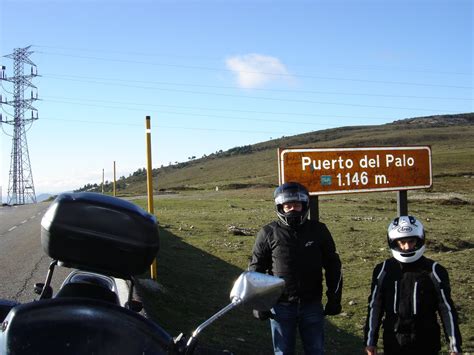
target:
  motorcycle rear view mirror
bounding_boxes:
[229,271,285,310]
[185,271,284,351]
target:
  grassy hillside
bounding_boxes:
[78,113,473,194]
[83,113,473,353]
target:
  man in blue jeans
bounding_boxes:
[249,182,343,354]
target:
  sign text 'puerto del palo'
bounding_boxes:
[278,146,432,195]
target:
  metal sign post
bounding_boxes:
[397,190,408,216]
[309,196,319,221]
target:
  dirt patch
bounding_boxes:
[409,193,473,206]
[454,240,474,250]
[167,186,203,191]
[219,183,276,190]
[427,239,474,252]
[439,197,471,206]
[227,225,256,236]
[428,240,457,252]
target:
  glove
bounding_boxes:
[324,302,341,316]
[252,309,273,321]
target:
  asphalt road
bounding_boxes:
[0,202,70,303]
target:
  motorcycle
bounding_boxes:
[0,192,284,354]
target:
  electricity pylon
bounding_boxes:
[0,46,39,205]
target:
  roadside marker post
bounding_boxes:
[278,146,432,220]
[113,161,117,197]
[145,115,157,280]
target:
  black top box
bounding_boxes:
[41,192,159,277]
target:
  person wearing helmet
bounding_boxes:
[249,182,343,354]
[364,216,462,355]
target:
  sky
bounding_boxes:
[0,0,472,201]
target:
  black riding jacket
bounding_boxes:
[249,219,342,305]
[364,256,462,354]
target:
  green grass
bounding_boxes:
[132,177,473,354]
[97,115,474,353]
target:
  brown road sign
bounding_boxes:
[278,146,432,195]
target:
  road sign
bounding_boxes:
[278,146,432,195]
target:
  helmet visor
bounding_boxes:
[275,191,309,205]
[390,236,423,253]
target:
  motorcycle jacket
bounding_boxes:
[249,219,342,305]
[364,256,462,354]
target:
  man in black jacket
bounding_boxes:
[249,182,342,355]
[364,216,462,355]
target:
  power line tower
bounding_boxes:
[0,46,39,205]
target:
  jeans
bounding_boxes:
[270,301,325,355]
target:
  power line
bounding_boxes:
[33,45,472,76]
[36,51,472,90]
[43,95,390,124]
[44,94,471,123]
[42,73,473,101]
[39,117,302,135]
[41,75,464,113]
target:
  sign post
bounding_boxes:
[278,146,432,219]
[398,190,408,216]
[308,196,319,221]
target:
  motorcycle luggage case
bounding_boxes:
[41,192,159,277]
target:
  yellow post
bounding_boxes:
[145,116,157,280]
[113,161,116,196]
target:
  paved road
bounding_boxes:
[0,202,69,303]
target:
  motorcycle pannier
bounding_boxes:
[41,192,159,277]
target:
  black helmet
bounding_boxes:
[274,182,310,227]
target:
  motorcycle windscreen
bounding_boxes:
[0,298,173,354]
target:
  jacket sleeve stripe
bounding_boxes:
[393,281,398,314]
[432,262,441,282]
[440,289,459,353]
[376,260,386,279]
[334,270,343,294]
[367,284,379,346]
[413,281,418,315]
[432,262,460,353]
[366,260,386,346]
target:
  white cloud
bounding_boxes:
[225,53,292,89]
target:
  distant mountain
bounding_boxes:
[37,193,54,202]
[391,113,474,127]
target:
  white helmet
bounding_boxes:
[387,216,425,263]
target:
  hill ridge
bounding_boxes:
[76,112,474,194]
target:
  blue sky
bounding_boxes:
[0,0,472,199]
